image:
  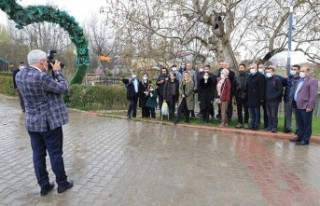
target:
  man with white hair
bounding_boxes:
[15,49,73,196]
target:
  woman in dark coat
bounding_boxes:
[198,72,214,123]
[163,72,179,120]
[138,73,151,118]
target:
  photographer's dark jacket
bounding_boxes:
[15,66,69,132]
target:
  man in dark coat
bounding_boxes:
[138,73,152,118]
[246,63,265,130]
[156,67,169,111]
[198,72,214,123]
[163,72,179,120]
[234,64,249,128]
[265,65,283,133]
[122,74,139,118]
[283,64,300,133]
[204,65,217,119]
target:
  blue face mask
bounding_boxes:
[266,73,273,78]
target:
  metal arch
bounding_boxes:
[0,0,90,84]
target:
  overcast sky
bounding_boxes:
[0,0,106,25]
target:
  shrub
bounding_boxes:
[0,72,17,96]
[67,84,127,110]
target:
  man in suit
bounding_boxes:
[122,74,140,118]
[290,66,318,145]
[15,49,73,196]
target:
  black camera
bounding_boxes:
[47,49,65,70]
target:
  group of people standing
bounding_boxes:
[123,61,318,145]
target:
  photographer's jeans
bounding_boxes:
[28,126,68,188]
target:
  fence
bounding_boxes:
[0,57,9,72]
[83,74,123,86]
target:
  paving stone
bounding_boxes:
[1,95,320,205]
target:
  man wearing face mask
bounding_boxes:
[179,63,186,74]
[138,73,151,118]
[15,49,73,196]
[246,63,265,130]
[170,64,182,83]
[196,65,205,117]
[258,63,265,74]
[290,67,318,145]
[122,73,139,119]
[163,72,179,120]
[264,65,283,133]
[198,72,214,123]
[156,67,169,112]
[283,65,300,133]
[234,64,249,129]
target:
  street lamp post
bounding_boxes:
[286,1,294,76]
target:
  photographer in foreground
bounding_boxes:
[15,49,73,196]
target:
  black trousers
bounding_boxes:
[235,97,249,124]
[175,98,190,122]
[167,97,177,120]
[141,106,150,118]
[261,101,268,129]
[128,97,138,117]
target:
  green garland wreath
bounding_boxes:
[0,0,89,84]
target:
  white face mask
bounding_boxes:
[258,68,264,74]
[250,69,257,75]
[199,68,204,72]
[299,72,306,78]
[266,73,273,78]
[143,76,148,80]
[290,70,297,76]
[171,67,177,71]
[132,74,137,79]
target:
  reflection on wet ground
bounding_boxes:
[1,95,320,205]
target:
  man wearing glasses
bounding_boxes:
[15,49,73,196]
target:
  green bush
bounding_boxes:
[67,84,127,110]
[0,72,17,96]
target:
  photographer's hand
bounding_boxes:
[51,60,61,71]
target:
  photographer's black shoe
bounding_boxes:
[40,182,54,196]
[57,180,73,194]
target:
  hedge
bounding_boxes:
[0,72,16,96]
[67,84,127,111]
[0,72,127,110]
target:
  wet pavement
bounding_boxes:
[1,95,320,206]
